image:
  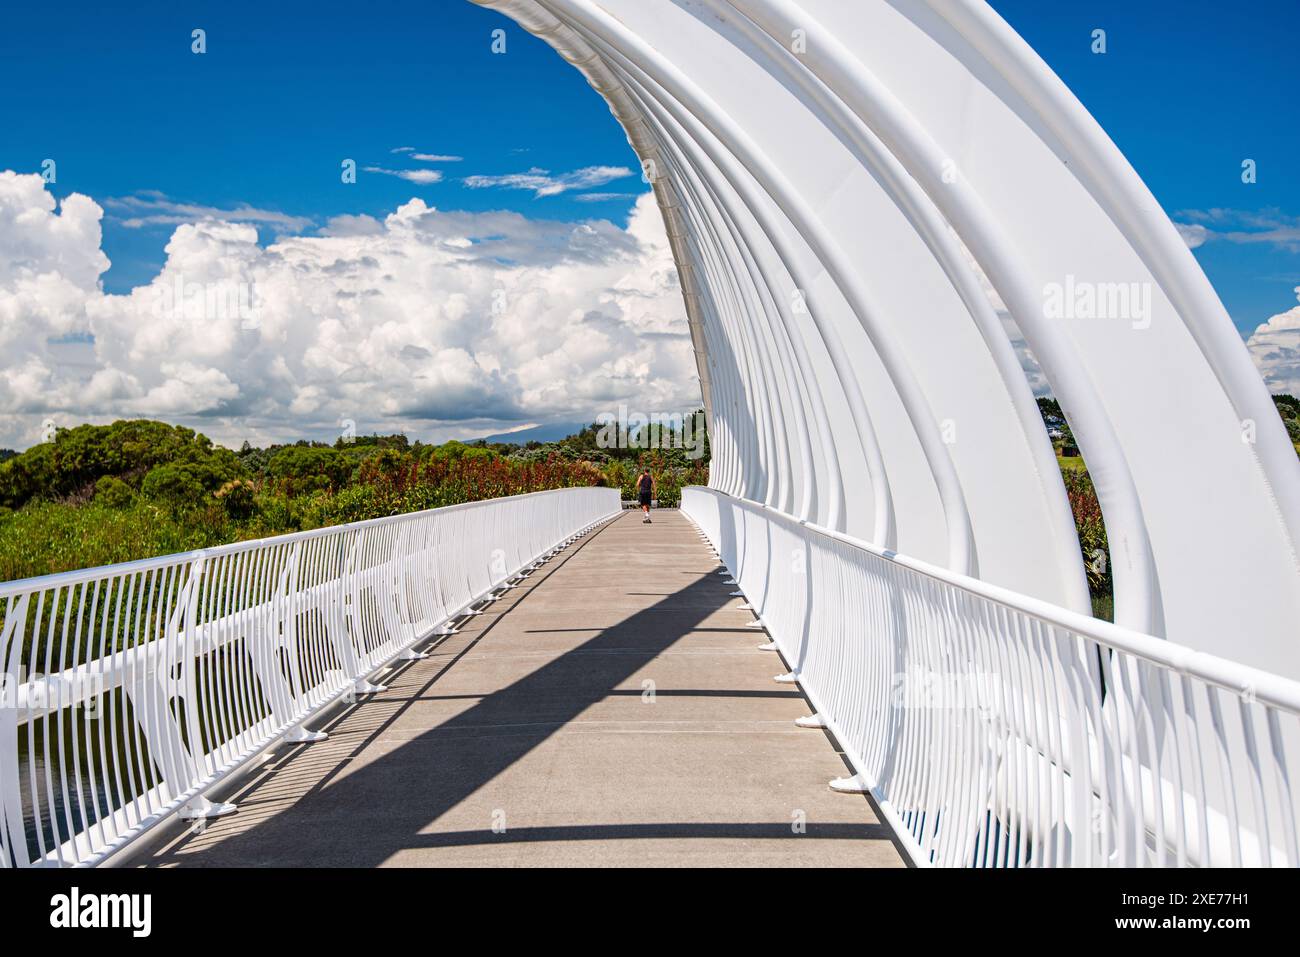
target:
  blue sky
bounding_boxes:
[0,0,1297,452]
[0,0,645,293]
[0,0,1294,327]
[992,0,1300,330]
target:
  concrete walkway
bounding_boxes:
[141,510,904,867]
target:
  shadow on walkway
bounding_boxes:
[142,512,902,868]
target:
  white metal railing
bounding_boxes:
[0,486,620,867]
[682,486,1300,867]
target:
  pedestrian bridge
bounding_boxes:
[137,507,902,868]
[4,487,1300,868]
[6,0,1300,868]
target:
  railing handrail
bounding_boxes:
[0,484,610,598]
[694,488,1300,715]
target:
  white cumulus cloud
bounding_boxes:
[0,172,696,450]
[1247,302,1300,398]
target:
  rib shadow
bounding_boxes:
[400,820,895,849]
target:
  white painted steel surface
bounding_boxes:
[473,0,1300,682]
[684,487,1300,867]
[0,487,620,867]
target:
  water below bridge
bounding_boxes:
[138,510,903,867]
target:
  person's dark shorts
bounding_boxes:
[639,491,652,507]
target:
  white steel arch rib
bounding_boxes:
[472,0,1300,681]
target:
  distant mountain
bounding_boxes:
[477,422,589,445]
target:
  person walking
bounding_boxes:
[637,468,654,523]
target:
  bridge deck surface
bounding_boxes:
[140,509,903,867]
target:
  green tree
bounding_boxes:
[0,420,244,508]
[267,446,353,495]
[141,464,206,511]
[94,475,135,508]
[214,479,258,519]
[1273,393,1300,420]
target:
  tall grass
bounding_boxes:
[0,501,234,583]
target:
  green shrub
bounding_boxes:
[308,484,381,525]
[0,418,712,583]
[214,479,258,520]
[141,464,205,511]
[248,493,303,534]
[1060,467,1111,610]
[0,501,231,581]
[0,420,244,508]
[268,446,353,495]
[94,475,135,508]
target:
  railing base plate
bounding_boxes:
[285,726,328,743]
[829,774,871,794]
[179,797,238,821]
